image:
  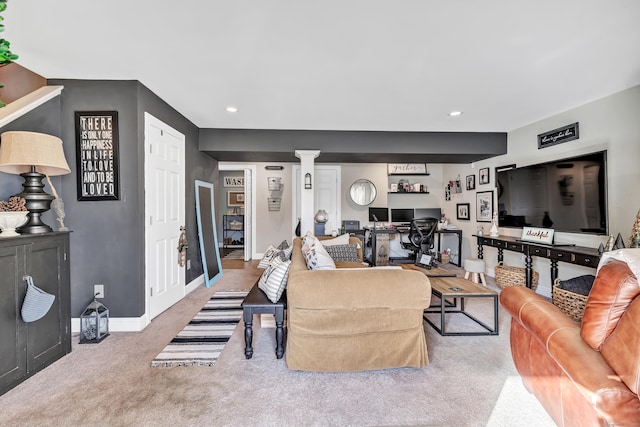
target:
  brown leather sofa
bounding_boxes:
[285,236,431,372]
[500,250,640,426]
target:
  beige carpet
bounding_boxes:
[0,267,553,427]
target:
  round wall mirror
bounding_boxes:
[349,179,377,206]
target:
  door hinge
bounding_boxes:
[64,252,67,261]
[150,287,153,296]
[149,216,153,225]
[149,144,153,154]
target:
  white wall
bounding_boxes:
[443,84,640,297]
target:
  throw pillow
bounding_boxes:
[277,240,289,250]
[320,233,351,246]
[258,245,279,269]
[325,243,360,263]
[305,238,336,270]
[258,255,291,303]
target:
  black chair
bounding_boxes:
[401,218,439,268]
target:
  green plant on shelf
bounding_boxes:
[0,0,19,107]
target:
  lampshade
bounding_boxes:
[0,131,71,176]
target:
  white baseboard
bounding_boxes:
[72,274,206,333]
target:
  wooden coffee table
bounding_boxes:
[400,263,457,277]
[424,277,498,336]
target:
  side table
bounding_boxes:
[241,283,286,359]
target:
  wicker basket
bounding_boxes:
[553,278,589,323]
[494,263,539,291]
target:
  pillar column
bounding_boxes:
[295,150,320,237]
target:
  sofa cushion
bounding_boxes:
[599,296,640,395]
[581,259,640,351]
[320,233,351,246]
[258,254,291,303]
[325,243,360,263]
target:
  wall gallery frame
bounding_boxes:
[466,174,475,190]
[476,191,493,222]
[456,203,470,220]
[479,167,490,185]
[228,191,244,206]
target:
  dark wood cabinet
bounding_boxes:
[0,232,71,396]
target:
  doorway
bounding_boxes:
[218,164,257,261]
[144,113,186,320]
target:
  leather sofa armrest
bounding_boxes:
[500,286,578,347]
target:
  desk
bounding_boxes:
[366,228,463,267]
[475,235,600,289]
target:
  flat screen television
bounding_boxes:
[368,207,389,222]
[497,151,608,235]
[414,208,442,220]
[391,208,415,223]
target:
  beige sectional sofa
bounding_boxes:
[285,236,432,372]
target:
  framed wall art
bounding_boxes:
[466,174,475,190]
[456,203,470,220]
[227,191,244,206]
[75,111,120,201]
[479,167,490,185]
[476,191,493,222]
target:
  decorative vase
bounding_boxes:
[0,211,29,237]
[314,209,328,223]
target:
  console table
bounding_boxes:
[475,235,601,289]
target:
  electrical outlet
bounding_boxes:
[94,284,104,299]
[187,259,191,270]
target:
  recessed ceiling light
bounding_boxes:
[225,106,238,113]
[448,111,463,117]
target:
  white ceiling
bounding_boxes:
[6,1,640,132]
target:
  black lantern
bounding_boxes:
[304,172,312,189]
[79,298,110,343]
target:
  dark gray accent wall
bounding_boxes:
[199,129,507,163]
[48,80,141,317]
[135,82,218,285]
[38,79,217,319]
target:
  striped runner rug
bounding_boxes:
[150,290,249,367]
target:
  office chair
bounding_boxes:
[401,217,438,268]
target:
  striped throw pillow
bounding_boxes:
[258,255,291,303]
[258,245,279,269]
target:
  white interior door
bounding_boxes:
[293,165,341,235]
[145,113,185,319]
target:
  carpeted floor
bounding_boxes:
[0,266,553,427]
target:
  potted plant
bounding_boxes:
[0,0,19,107]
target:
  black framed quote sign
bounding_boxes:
[75,111,120,200]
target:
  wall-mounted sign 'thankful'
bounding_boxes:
[75,111,120,201]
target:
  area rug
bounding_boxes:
[223,249,244,259]
[150,290,248,367]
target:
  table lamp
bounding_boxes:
[0,131,71,234]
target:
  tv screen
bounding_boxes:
[414,208,442,220]
[391,208,415,223]
[497,151,607,235]
[368,207,389,222]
